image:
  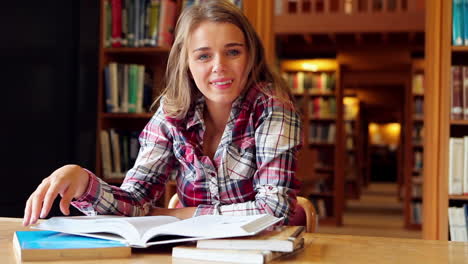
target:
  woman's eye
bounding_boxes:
[227,49,240,56]
[197,54,210,61]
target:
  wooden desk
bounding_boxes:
[2,217,467,263]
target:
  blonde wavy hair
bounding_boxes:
[156,0,291,119]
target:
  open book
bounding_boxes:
[33,214,282,248]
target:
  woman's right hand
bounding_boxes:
[23,164,90,226]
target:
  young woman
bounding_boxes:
[23,0,302,226]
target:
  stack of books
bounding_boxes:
[14,214,283,262]
[172,225,306,264]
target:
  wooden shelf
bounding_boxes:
[282,61,344,226]
[451,46,468,52]
[449,195,468,201]
[450,120,468,125]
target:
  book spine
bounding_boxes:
[111,0,123,47]
[109,62,120,113]
[121,0,128,46]
[463,67,468,120]
[449,138,464,195]
[158,0,177,47]
[452,66,463,120]
[464,0,468,45]
[453,0,464,46]
[148,0,161,46]
[128,64,138,113]
[126,0,134,47]
[100,130,112,178]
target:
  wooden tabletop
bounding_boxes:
[2,217,467,263]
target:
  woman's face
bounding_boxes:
[187,21,248,109]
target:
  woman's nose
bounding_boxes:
[212,56,226,73]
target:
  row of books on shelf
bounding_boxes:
[451,66,468,120]
[282,71,336,95]
[309,97,337,119]
[309,123,335,144]
[413,97,424,118]
[448,205,468,242]
[448,137,468,195]
[411,202,422,225]
[452,0,468,46]
[103,0,242,48]
[104,62,154,113]
[100,129,140,179]
[103,0,177,48]
[412,73,424,94]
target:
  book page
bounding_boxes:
[142,214,280,243]
[34,215,180,246]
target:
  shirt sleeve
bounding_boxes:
[71,107,177,216]
[194,97,302,222]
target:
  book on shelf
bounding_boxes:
[104,0,178,48]
[196,226,305,252]
[32,214,282,248]
[452,0,465,46]
[448,136,468,195]
[412,73,424,94]
[448,206,468,242]
[451,66,464,120]
[463,66,468,119]
[104,62,153,114]
[13,230,130,261]
[101,129,140,180]
[448,137,464,195]
[172,237,305,264]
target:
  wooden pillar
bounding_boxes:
[243,0,275,65]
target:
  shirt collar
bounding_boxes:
[185,83,266,130]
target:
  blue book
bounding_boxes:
[453,0,464,46]
[464,0,468,45]
[13,231,130,261]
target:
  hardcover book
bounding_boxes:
[196,226,305,252]
[173,237,305,264]
[13,230,130,261]
[33,214,281,248]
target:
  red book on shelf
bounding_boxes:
[111,0,122,48]
[463,66,468,120]
[158,0,177,48]
[451,66,463,120]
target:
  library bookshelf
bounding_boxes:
[280,59,345,226]
[424,0,468,240]
[96,0,183,207]
[403,59,424,230]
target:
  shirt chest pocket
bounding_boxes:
[225,137,257,180]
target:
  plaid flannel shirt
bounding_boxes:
[72,84,302,222]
